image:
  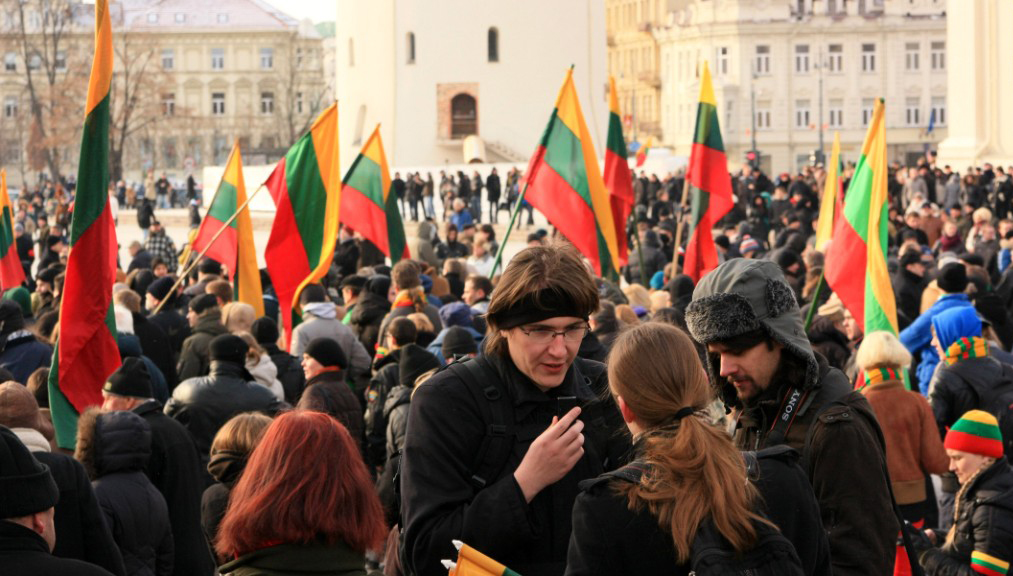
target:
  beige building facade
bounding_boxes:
[652,0,947,174]
[606,0,666,146]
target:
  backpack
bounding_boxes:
[605,452,805,576]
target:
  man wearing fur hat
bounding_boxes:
[686,258,897,576]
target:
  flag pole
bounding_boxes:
[150,183,265,315]
[489,179,530,279]
[672,173,692,274]
[803,269,825,331]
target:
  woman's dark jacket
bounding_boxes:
[218,541,366,576]
[929,357,1013,440]
[348,291,389,354]
[296,370,365,449]
[201,449,249,560]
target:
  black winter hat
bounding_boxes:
[442,326,478,358]
[0,300,25,336]
[399,344,440,388]
[305,337,347,369]
[209,334,249,365]
[198,259,222,276]
[937,262,968,294]
[36,266,61,284]
[104,357,153,399]
[189,293,218,314]
[250,317,279,346]
[340,274,367,291]
[146,276,175,302]
[0,425,59,518]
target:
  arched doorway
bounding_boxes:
[451,93,477,139]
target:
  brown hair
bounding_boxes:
[113,289,141,313]
[483,241,598,357]
[234,331,266,364]
[206,279,234,304]
[210,412,273,457]
[391,260,421,290]
[607,323,769,562]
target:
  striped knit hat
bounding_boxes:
[945,410,1004,459]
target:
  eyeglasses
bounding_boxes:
[518,324,589,344]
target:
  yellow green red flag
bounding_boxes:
[0,169,25,290]
[814,132,842,252]
[340,125,408,262]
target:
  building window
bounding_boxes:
[828,99,843,127]
[756,102,771,130]
[260,48,273,69]
[795,99,811,129]
[54,51,66,72]
[296,92,303,114]
[905,97,921,126]
[827,44,843,72]
[161,93,175,116]
[861,43,876,72]
[488,27,499,62]
[795,44,810,74]
[861,98,874,126]
[931,97,946,126]
[931,41,945,70]
[3,139,19,164]
[211,92,225,116]
[217,13,228,24]
[4,96,17,118]
[451,93,477,138]
[296,47,303,67]
[261,135,276,150]
[717,46,728,76]
[174,13,185,23]
[260,92,274,115]
[213,136,229,164]
[161,49,174,70]
[211,48,224,70]
[147,13,157,23]
[348,38,355,67]
[407,32,415,64]
[905,42,919,71]
[27,53,41,71]
[3,53,14,72]
[755,45,770,75]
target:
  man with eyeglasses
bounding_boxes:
[400,242,630,576]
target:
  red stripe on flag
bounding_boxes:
[0,250,24,291]
[265,159,312,343]
[825,213,868,329]
[192,214,238,279]
[604,148,633,266]
[687,143,733,217]
[684,211,720,283]
[341,184,394,257]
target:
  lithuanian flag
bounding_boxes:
[825,99,898,334]
[265,103,341,346]
[523,67,620,278]
[190,143,264,316]
[47,0,120,449]
[0,169,25,290]
[448,541,522,576]
[972,550,1010,576]
[340,125,408,263]
[635,136,652,168]
[603,77,634,267]
[813,132,843,252]
[683,62,733,283]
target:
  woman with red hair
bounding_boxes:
[215,410,386,575]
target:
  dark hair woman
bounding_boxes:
[215,411,385,575]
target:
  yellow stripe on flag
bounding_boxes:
[814,132,840,251]
[362,125,393,203]
[1,170,9,213]
[85,0,113,115]
[452,543,508,576]
[865,100,898,334]
[229,144,264,317]
[608,76,620,115]
[699,61,717,106]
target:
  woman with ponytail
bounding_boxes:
[565,323,802,575]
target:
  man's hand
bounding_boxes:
[514,407,584,502]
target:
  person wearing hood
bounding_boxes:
[0,300,50,385]
[165,334,282,473]
[296,337,364,452]
[290,284,371,380]
[0,425,119,575]
[349,274,391,354]
[901,262,974,395]
[4,286,33,326]
[100,358,215,576]
[74,409,174,576]
[412,220,441,271]
[623,229,668,287]
[908,411,1013,576]
[426,302,483,365]
[251,317,305,404]
[235,331,285,402]
[0,384,127,575]
[685,258,896,576]
[176,294,228,381]
[200,412,272,564]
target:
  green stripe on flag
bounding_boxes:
[843,157,874,243]
[0,206,13,256]
[541,114,592,208]
[344,154,385,206]
[207,181,239,227]
[71,95,111,243]
[693,102,724,151]
[384,190,407,263]
[687,184,711,230]
[284,135,327,269]
[606,113,628,159]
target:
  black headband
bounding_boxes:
[491,288,589,330]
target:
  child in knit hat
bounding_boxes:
[910,410,1013,575]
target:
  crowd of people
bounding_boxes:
[2,153,1013,576]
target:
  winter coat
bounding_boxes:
[862,379,950,505]
[900,293,974,394]
[201,449,248,561]
[128,249,154,273]
[894,268,928,330]
[177,309,228,380]
[400,354,631,576]
[0,521,117,576]
[930,357,1013,440]
[296,370,365,449]
[164,361,282,472]
[348,291,389,354]
[436,240,470,262]
[218,541,366,576]
[623,232,668,287]
[384,384,412,462]
[132,400,215,576]
[264,343,305,404]
[377,292,443,348]
[290,306,372,379]
[412,221,441,271]
[426,325,483,365]
[919,460,1013,575]
[148,309,190,358]
[118,334,169,403]
[246,352,285,401]
[11,428,126,576]
[77,410,174,576]
[132,312,178,392]
[805,316,851,372]
[0,331,51,385]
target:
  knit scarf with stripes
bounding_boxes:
[943,336,989,366]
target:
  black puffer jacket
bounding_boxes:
[929,357,1013,440]
[164,361,282,472]
[77,410,173,576]
[264,343,305,404]
[296,370,365,450]
[349,290,390,354]
[176,310,228,380]
[920,460,1013,575]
